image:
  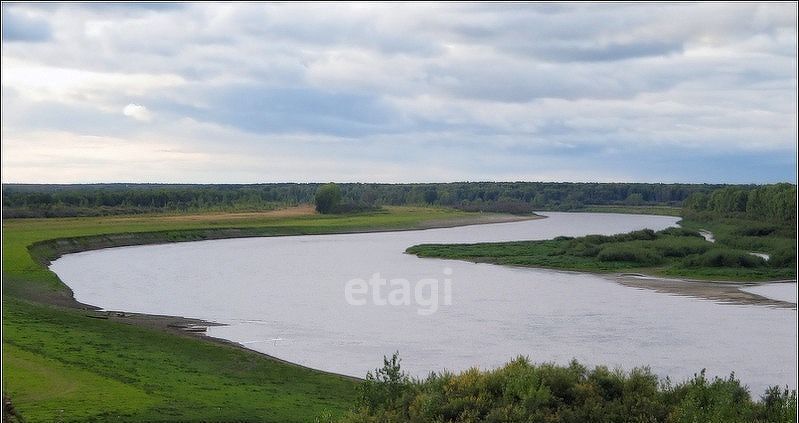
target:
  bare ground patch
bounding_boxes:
[613,274,796,309]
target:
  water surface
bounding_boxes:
[742,283,797,303]
[50,213,797,393]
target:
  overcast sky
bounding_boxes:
[1,3,796,184]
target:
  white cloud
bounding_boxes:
[0,57,185,112]
[123,103,152,122]
[0,3,795,183]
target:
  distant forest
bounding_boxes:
[683,184,796,223]
[2,182,795,220]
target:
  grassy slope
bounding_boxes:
[408,217,796,282]
[2,206,497,422]
[4,298,360,422]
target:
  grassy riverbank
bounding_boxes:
[4,297,357,422]
[407,217,796,282]
[2,206,530,422]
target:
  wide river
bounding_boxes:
[51,212,797,394]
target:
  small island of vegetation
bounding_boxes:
[408,184,796,282]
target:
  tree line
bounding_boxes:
[1,182,792,218]
[683,183,796,223]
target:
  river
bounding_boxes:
[50,212,797,393]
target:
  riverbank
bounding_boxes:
[2,205,539,422]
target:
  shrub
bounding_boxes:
[769,247,797,268]
[668,371,756,423]
[761,386,798,422]
[314,183,342,214]
[584,234,613,245]
[652,238,712,258]
[341,356,797,423]
[620,229,658,241]
[581,230,659,246]
[684,249,766,268]
[659,227,703,238]
[597,245,664,265]
[356,352,410,413]
[734,224,779,237]
[560,240,600,257]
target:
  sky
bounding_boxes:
[1,3,797,184]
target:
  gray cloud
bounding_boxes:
[1,3,796,183]
[531,40,684,62]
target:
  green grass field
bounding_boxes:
[2,205,500,422]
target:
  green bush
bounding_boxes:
[651,238,712,258]
[659,227,703,238]
[597,244,664,265]
[583,229,658,246]
[621,229,658,241]
[340,355,797,423]
[734,224,779,237]
[769,247,797,268]
[558,240,600,257]
[315,183,342,214]
[685,249,766,268]
[762,386,799,422]
[357,352,410,413]
[584,234,614,245]
[668,371,757,423]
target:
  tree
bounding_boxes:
[357,351,408,412]
[423,188,438,205]
[314,183,342,214]
[684,192,709,212]
[625,192,644,206]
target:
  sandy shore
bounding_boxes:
[612,273,796,309]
